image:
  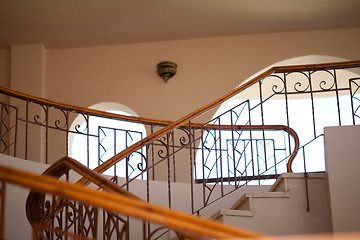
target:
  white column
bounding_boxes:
[324,125,360,233]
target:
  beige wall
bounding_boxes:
[1,27,360,164]
[44,27,360,121]
[0,49,10,88]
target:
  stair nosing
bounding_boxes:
[210,209,253,220]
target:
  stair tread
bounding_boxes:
[210,209,253,220]
[231,191,290,210]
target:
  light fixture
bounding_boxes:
[157,61,177,83]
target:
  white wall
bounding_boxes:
[324,125,360,233]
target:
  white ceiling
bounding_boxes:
[1,0,360,49]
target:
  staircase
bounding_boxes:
[0,60,360,239]
[211,172,333,236]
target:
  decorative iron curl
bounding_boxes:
[132,150,147,171]
[269,74,285,94]
[33,104,48,124]
[294,81,310,92]
[137,162,146,172]
[54,109,68,130]
[319,80,335,90]
[285,71,310,93]
[155,136,169,159]
[74,113,89,133]
[54,213,63,239]
[179,128,192,146]
[310,69,336,91]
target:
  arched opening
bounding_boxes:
[196,55,360,185]
[69,102,147,178]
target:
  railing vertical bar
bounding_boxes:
[349,79,356,125]
[166,133,171,208]
[114,129,117,176]
[65,169,70,240]
[188,121,195,213]
[51,195,56,240]
[243,140,247,183]
[25,101,29,160]
[194,129,198,181]
[218,118,224,196]
[283,72,293,167]
[308,71,317,139]
[273,139,278,175]
[256,140,261,185]
[138,132,143,180]
[192,128,197,207]
[230,110,237,187]
[201,127,206,207]
[98,127,101,169]
[150,125,155,181]
[146,144,150,203]
[13,106,18,157]
[226,140,231,185]
[142,221,147,240]
[125,130,129,191]
[333,68,342,126]
[248,98,255,181]
[214,123,219,181]
[45,105,49,164]
[65,110,69,157]
[0,105,3,154]
[171,131,176,182]
[86,113,90,168]
[258,79,268,170]
[13,107,17,157]
[102,211,106,239]
[302,147,310,211]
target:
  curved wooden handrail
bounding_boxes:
[0,165,265,239]
[0,85,172,126]
[25,157,140,225]
[92,61,360,176]
[1,61,358,127]
[2,60,358,175]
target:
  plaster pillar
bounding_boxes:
[10,44,47,163]
[10,44,46,97]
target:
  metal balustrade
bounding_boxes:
[0,159,261,240]
[0,61,359,224]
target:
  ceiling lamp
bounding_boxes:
[157,61,177,83]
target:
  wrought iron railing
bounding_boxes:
[91,60,360,214]
[0,160,262,240]
[0,85,171,165]
[0,82,299,217]
[0,60,359,218]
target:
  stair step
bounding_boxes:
[231,191,290,210]
[210,209,253,221]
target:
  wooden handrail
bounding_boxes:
[93,61,360,175]
[25,157,140,225]
[0,85,172,126]
[1,60,358,175]
[0,165,264,239]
